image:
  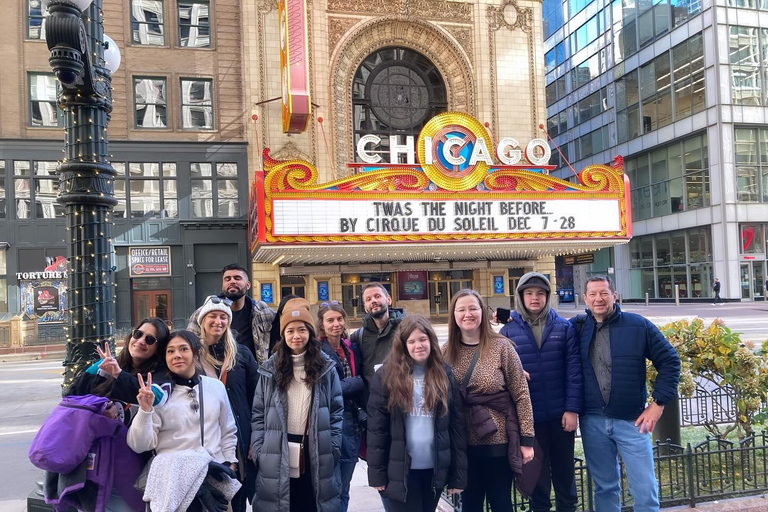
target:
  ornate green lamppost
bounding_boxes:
[43,0,121,389]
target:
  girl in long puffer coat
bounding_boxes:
[250,298,343,512]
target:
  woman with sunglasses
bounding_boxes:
[128,330,240,512]
[367,315,467,512]
[250,298,343,512]
[69,317,171,422]
[316,301,366,512]
[66,317,170,511]
[196,295,260,512]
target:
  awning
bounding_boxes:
[253,240,624,266]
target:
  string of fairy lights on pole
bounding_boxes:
[43,0,122,390]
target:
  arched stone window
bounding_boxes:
[352,47,447,163]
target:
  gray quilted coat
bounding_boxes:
[250,352,343,511]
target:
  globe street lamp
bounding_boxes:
[43,0,121,390]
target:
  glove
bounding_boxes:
[207,460,237,481]
[195,482,227,512]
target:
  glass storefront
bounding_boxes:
[629,227,713,299]
[739,223,768,300]
[427,270,473,315]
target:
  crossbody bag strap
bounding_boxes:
[199,377,205,447]
[302,391,314,445]
[462,347,481,390]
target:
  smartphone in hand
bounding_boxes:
[496,308,511,324]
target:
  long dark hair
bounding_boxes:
[275,321,325,392]
[381,315,449,416]
[269,294,299,354]
[94,317,170,396]
[164,330,202,376]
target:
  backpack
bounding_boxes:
[28,395,119,474]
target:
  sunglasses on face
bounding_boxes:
[204,295,233,307]
[131,329,158,345]
[320,300,339,307]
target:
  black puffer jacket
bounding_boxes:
[367,363,468,502]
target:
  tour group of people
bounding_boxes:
[42,262,681,512]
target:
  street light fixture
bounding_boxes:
[44,0,120,390]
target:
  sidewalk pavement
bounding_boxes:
[0,344,65,363]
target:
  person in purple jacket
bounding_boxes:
[500,272,581,512]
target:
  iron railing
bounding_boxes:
[442,432,768,511]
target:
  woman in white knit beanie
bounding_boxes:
[250,298,343,512]
[197,295,260,512]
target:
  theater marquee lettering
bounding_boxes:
[272,199,621,236]
[254,112,632,244]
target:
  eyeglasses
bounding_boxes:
[188,388,199,412]
[320,300,339,307]
[204,295,233,307]
[454,306,482,314]
[131,329,158,346]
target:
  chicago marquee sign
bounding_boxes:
[254,112,631,245]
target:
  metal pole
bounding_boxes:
[675,284,680,306]
[45,0,117,391]
[645,292,649,306]
[574,293,580,309]
[619,292,623,306]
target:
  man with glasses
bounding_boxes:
[500,272,581,512]
[571,275,680,512]
[188,263,275,363]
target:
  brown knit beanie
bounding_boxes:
[280,298,314,334]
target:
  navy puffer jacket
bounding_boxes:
[501,309,582,422]
[570,305,681,420]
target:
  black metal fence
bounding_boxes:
[442,432,768,511]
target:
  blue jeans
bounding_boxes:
[339,460,357,512]
[580,414,659,512]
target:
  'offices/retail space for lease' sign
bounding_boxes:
[255,112,632,244]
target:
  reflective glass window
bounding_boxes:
[181,79,214,129]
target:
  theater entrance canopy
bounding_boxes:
[250,112,631,266]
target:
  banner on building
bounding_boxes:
[129,247,171,277]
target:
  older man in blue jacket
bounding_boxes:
[571,275,680,512]
[501,271,581,512]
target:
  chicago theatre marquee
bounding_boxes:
[242,0,630,317]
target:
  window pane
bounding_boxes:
[217,179,237,217]
[129,162,160,177]
[114,179,127,218]
[191,180,213,217]
[738,166,759,201]
[178,1,210,48]
[191,162,212,178]
[656,236,671,265]
[181,79,213,130]
[29,74,60,127]
[729,27,761,105]
[130,179,160,217]
[28,0,47,39]
[217,163,237,177]
[131,0,165,45]
[741,224,764,253]
[36,178,62,218]
[163,179,177,218]
[134,78,167,128]
[163,163,176,177]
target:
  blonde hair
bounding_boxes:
[200,317,238,372]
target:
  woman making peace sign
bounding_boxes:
[128,330,240,512]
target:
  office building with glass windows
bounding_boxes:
[0,0,252,335]
[544,0,768,301]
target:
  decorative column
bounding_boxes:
[44,0,121,389]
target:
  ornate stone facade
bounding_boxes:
[242,0,546,180]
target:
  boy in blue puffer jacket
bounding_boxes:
[500,271,581,512]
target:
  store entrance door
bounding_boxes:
[134,290,171,324]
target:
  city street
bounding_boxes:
[2,302,766,512]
